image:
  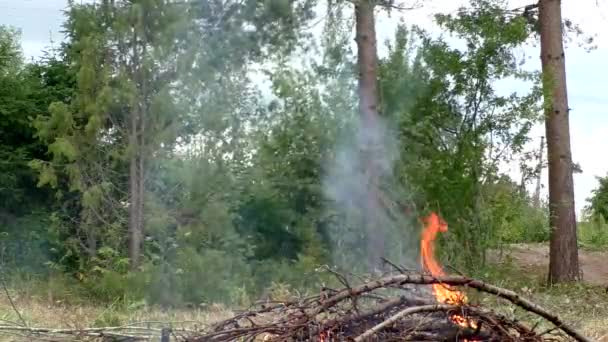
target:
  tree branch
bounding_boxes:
[311,274,591,342]
[354,304,455,341]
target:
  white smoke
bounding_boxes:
[323,111,419,274]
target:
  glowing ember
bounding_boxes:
[420,212,476,330]
[319,330,331,342]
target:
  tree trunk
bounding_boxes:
[137,43,148,270]
[355,0,379,123]
[128,108,142,270]
[128,26,144,270]
[538,0,580,283]
[533,136,544,208]
[355,0,383,272]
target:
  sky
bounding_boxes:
[1,0,607,216]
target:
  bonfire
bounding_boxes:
[187,212,591,342]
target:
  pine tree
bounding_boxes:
[538,0,580,283]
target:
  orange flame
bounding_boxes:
[421,212,475,330]
[420,212,466,305]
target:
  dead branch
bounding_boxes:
[312,274,590,342]
[354,304,456,341]
[187,270,590,342]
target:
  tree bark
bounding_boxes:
[533,136,544,208]
[538,0,580,283]
[355,0,383,272]
[355,0,379,123]
[128,108,142,270]
[128,26,144,270]
[137,42,147,269]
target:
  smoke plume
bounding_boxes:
[323,112,419,274]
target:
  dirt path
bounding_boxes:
[492,243,608,286]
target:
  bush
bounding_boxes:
[493,204,549,244]
[8,272,89,305]
[81,270,147,304]
[141,247,253,307]
[579,216,608,250]
[250,254,330,296]
[480,178,550,246]
[0,212,53,274]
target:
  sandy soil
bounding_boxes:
[491,243,608,287]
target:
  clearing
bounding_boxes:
[487,243,608,341]
[491,243,608,287]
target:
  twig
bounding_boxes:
[190,273,589,342]
[310,274,592,342]
[315,294,434,334]
[381,257,409,274]
[353,304,456,341]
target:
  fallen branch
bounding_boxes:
[0,324,198,341]
[188,270,589,342]
[316,294,434,333]
[312,274,590,342]
[353,304,456,341]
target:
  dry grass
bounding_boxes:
[0,291,233,341]
[0,247,606,341]
[1,270,605,341]
[477,258,608,341]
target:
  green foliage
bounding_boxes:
[382,1,542,268]
[578,216,608,251]
[585,174,608,222]
[479,176,549,245]
[0,213,52,273]
[0,0,577,307]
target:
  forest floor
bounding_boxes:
[486,243,608,341]
[489,242,608,286]
[0,244,605,341]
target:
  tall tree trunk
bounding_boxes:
[533,136,544,208]
[128,26,144,270]
[355,0,383,272]
[355,0,379,123]
[539,0,580,283]
[137,43,148,270]
[128,108,142,270]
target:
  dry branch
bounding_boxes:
[313,274,591,342]
[188,271,590,342]
[0,324,197,341]
[353,304,456,341]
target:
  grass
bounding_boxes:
[0,254,606,341]
[474,260,608,341]
[578,218,608,251]
[0,286,233,341]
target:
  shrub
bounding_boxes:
[141,247,253,307]
[579,216,608,250]
[480,178,550,246]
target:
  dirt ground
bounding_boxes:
[490,243,608,286]
[488,243,608,341]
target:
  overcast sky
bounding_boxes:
[2,0,607,216]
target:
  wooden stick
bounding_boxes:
[353,304,455,341]
[317,295,434,332]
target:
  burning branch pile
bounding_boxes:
[188,213,591,342]
[187,272,590,342]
